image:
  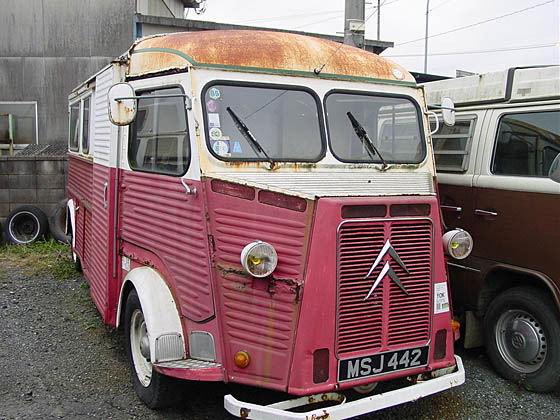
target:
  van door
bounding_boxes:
[118,74,214,323]
[472,106,560,280]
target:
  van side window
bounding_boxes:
[433,117,476,172]
[492,110,560,177]
[69,102,80,151]
[81,96,90,154]
[129,87,190,176]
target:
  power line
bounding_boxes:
[396,0,556,47]
[383,42,558,57]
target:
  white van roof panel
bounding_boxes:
[423,66,560,106]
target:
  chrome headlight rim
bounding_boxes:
[240,240,278,278]
[442,228,473,260]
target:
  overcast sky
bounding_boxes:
[187,0,560,77]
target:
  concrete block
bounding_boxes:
[0,160,8,175]
[0,203,9,219]
[0,189,9,203]
[37,174,66,189]
[0,175,8,189]
[36,159,65,175]
[7,160,35,175]
[37,188,65,204]
[10,189,36,203]
[8,174,37,189]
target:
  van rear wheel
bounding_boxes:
[124,290,173,408]
[484,287,560,392]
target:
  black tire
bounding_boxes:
[484,287,560,392]
[124,290,173,408]
[49,199,71,244]
[5,205,49,244]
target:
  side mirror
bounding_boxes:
[441,97,455,127]
[108,83,137,126]
[549,153,560,183]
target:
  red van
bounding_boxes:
[67,30,468,418]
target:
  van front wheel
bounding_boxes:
[484,287,560,392]
[124,290,172,408]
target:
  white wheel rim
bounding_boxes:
[130,308,152,387]
[9,211,40,244]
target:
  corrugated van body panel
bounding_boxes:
[119,170,214,322]
[67,155,93,204]
[93,65,118,168]
[87,164,116,323]
[205,178,312,391]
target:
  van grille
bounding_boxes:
[337,219,433,357]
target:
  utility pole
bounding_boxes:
[377,0,381,40]
[424,0,430,73]
[344,0,365,48]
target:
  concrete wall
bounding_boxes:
[0,156,67,240]
[0,0,136,145]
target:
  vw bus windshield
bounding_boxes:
[203,84,324,162]
[326,92,426,164]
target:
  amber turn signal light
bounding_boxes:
[451,319,461,332]
[234,350,250,368]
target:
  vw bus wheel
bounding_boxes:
[5,205,48,244]
[124,290,172,408]
[484,287,560,392]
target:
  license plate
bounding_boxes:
[338,346,429,382]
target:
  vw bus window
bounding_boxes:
[203,83,324,162]
[129,87,190,176]
[326,92,425,164]
[492,110,560,177]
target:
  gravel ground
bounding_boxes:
[0,266,558,420]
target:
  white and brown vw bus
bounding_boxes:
[425,66,560,392]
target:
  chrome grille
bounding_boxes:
[337,218,433,357]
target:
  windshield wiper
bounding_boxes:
[346,111,388,169]
[226,107,275,169]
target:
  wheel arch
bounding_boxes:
[478,264,560,315]
[117,266,186,363]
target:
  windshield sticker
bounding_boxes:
[208,113,221,128]
[233,141,243,154]
[208,87,221,100]
[209,127,223,140]
[434,282,450,314]
[206,99,218,112]
[212,139,230,157]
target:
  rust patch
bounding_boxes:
[267,276,302,303]
[216,264,248,279]
[129,30,414,83]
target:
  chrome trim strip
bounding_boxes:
[447,262,481,273]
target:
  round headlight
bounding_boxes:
[442,229,473,260]
[240,241,278,278]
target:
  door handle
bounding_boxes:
[103,182,108,209]
[441,205,462,212]
[475,209,498,217]
[181,178,198,198]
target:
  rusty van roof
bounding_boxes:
[127,30,415,85]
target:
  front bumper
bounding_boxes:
[224,355,465,420]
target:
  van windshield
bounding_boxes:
[203,84,324,162]
[326,92,425,164]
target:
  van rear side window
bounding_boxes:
[129,87,190,176]
[492,110,560,177]
[433,117,476,172]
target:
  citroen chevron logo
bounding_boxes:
[363,240,410,300]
